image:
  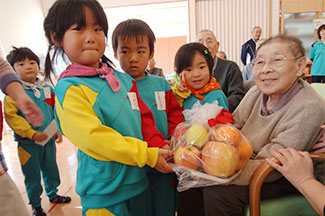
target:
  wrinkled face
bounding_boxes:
[253,41,305,98]
[252,27,262,42]
[196,31,219,59]
[13,58,39,83]
[114,35,153,80]
[60,6,106,69]
[182,52,210,90]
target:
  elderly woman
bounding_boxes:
[203,35,325,216]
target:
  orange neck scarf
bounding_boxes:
[183,77,222,102]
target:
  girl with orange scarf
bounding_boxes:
[173,42,228,111]
[172,42,230,216]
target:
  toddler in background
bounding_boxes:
[112,18,184,216]
[0,55,42,216]
[173,42,228,111]
[4,47,69,216]
[43,0,172,215]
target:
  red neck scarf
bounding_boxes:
[183,77,222,101]
[59,63,120,92]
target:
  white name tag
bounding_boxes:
[155,91,166,110]
[43,87,51,99]
[127,92,139,110]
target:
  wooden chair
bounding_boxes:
[248,153,325,216]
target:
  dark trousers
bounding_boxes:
[203,177,299,216]
[177,187,205,216]
[312,76,325,83]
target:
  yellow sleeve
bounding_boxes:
[3,96,36,139]
[56,85,158,168]
[172,83,191,108]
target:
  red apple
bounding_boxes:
[201,141,239,177]
[173,145,201,170]
[172,123,190,144]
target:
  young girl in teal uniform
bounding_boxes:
[112,19,184,216]
[173,42,228,111]
[172,42,229,216]
[4,47,69,216]
[43,0,172,215]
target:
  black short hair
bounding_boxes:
[43,0,113,81]
[317,24,325,40]
[112,19,155,55]
[174,42,214,75]
[6,46,40,68]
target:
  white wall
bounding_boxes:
[41,0,180,13]
[0,0,280,66]
[0,0,47,57]
[271,0,280,36]
[195,0,278,67]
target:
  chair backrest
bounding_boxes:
[249,153,325,216]
[311,83,325,99]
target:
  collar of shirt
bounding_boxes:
[261,79,304,116]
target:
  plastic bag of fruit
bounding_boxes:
[170,101,253,192]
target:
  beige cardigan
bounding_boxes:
[231,80,325,185]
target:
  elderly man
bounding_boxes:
[196,29,244,112]
[241,26,262,65]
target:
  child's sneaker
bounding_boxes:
[32,207,46,216]
[49,195,71,203]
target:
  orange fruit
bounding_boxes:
[237,138,253,159]
[235,139,253,170]
[235,159,247,171]
[213,126,242,146]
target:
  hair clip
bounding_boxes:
[204,50,209,55]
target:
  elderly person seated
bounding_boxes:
[203,35,325,216]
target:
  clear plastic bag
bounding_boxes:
[170,101,253,192]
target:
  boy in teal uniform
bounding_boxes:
[112,19,184,216]
[4,47,70,216]
[43,1,172,215]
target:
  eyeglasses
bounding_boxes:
[251,55,302,70]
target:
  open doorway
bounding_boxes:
[104,1,189,75]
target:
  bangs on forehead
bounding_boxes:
[120,34,147,44]
[118,22,149,42]
[65,4,85,29]
[63,2,108,35]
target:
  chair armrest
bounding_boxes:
[249,153,325,216]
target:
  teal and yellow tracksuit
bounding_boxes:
[136,72,184,216]
[54,64,166,216]
[4,84,60,209]
[183,90,229,110]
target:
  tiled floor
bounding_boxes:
[2,130,82,215]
